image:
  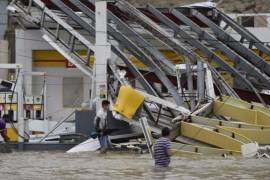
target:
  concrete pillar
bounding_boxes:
[16,68,24,150]
[15,30,32,95]
[94,0,111,112]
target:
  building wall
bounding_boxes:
[16,29,91,121]
[0,0,8,39]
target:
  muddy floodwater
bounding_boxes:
[0,151,269,180]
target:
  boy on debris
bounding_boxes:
[94,100,111,154]
[154,127,173,168]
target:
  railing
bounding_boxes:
[10,0,94,76]
[39,110,75,143]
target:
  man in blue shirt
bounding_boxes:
[154,127,173,168]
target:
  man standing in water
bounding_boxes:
[154,127,173,168]
[94,100,111,154]
[0,114,9,142]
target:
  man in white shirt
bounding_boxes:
[94,100,111,154]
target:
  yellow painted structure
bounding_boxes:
[221,96,270,116]
[253,105,270,116]
[254,49,270,64]
[180,122,252,151]
[113,86,145,119]
[221,126,270,144]
[216,126,253,144]
[218,71,234,87]
[172,142,240,156]
[32,50,94,67]
[6,128,18,142]
[129,48,270,87]
[191,115,270,145]
[33,49,270,68]
[129,55,146,69]
[4,104,17,110]
[191,115,270,130]
[213,100,270,126]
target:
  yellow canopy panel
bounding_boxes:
[213,100,270,126]
[33,50,94,67]
[220,96,251,108]
[180,122,250,151]
[113,86,145,119]
[216,126,253,144]
[191,115,270,130]
[221,126,270,145]
[221,96,270,115]
[172,142,240,156]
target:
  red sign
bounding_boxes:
[65,60,76,68]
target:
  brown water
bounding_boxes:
[0,151,269,180]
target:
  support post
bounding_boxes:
[16,68,24,150]
[89,77,96,110]
[94,0,111,112]
[43,74,48,133]
[205,67,216,99]
[175,68,182,94]
[27,0,33,13]
[186,59,194,111]
[197,61,205,102]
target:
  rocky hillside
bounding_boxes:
[126,0,270,13]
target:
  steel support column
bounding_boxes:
[94,0,110,111]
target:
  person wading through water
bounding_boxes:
[154,127,173,168]
[0,114,10,142]
[94,100,111,154]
